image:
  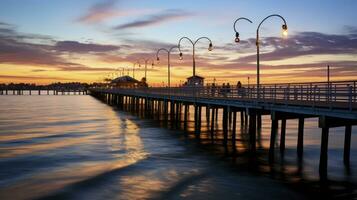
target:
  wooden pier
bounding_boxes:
[0,89,88,95]
[90,80,357,179]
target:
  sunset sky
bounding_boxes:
[0,0,356,85]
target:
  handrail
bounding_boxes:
[90,80,357,111]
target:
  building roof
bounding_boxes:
[187,75,205,80]
[111,76,140,84]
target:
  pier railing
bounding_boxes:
[93,80,357,111]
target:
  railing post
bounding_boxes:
[287,85,290,101]
[300,85,304,100]
[353,81,357,102]
[313,85,317,107]
[349,85,353,111]
[326,83,329,102]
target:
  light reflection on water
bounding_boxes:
[0,95,355,199]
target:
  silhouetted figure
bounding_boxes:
[227,83,231,96]
[221,83,226,97]
[237,81,242,98]
[211,83,216,96]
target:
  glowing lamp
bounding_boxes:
[235,32,240,43]
[282,24,288,37]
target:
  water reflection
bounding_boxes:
[0,96,356,199]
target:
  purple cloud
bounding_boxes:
[114,9,192,30]
[236,31,357,63]
[0,24,118,72]
[54,41,120,53]
[77,0,119,24]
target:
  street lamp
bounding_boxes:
[256,14,288,97]
[156,46,179,88]
[137,58,155,82]
[132,62,140,79]
[233,17,253,43]
[178,36,213,77]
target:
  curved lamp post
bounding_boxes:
[178,37,213,77]
[256,14,287,97]
[156,46,179,88]
[137,58,155,82]
[233,17,253,43]
[132,62,140,79]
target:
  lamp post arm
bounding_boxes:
[193,37,212,46]
[156,48,169,58]
[169,46,179,53]
[178,37,194,53]
[233,17,253,33]
[257,14,287,35]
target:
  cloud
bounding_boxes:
[236,31,357,63]
[55,65,114,72]
[77,0,119,24]
[114,9,192,30]
[0,75,73,81]
[54,41,120,53]
[0,24,119,72]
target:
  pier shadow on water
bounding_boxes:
[124,97,357,199]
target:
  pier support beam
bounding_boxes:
[269,119,279,163]
[223,107,229,152]
[210,107,216,143]
[297,117,304,158]
[344,125,352,165]
[318,116,357,177]
[232,111,237,153]
[280,119,286,152]
[319,127,329,178]
[248,109,257,153]
[183,104,189,131]
[257,114,262,130]
[198,106,202,134]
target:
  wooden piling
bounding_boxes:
[249,110,257,153]
[170,101,175,124]
[280,119,286,152]
[175,102,180,128]
[197,106,202,134]
[223,106,229,151]
[344,125,352,165]
[319,127,329,178]
[297,117,304,157]
[269,119,279,162]
[257,114,262,129]
[232,111,237,153]
[210,107,215,143]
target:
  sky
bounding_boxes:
[0,0,356,85]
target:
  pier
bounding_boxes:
[0,89,88,95]
[0,84,89,95]
[90,80,357,178]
